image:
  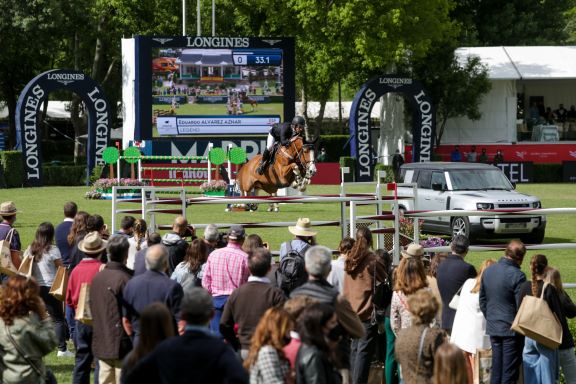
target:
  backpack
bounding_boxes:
[276,241,308,295]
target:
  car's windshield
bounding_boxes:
[448,169,513,191]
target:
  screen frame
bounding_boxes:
[134,35,295,141]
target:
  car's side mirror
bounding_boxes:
[432,183,444,191]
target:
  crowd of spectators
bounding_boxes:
[1,199,575,384]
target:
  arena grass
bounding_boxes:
[152,102,284,116]
[1,183,575,383]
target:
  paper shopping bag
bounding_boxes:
[0,228,19,276]
[511,283,562,349]
[75,283,93,325]
[474,348,492,384]
[49,266,69,301]
[17,252,34,278]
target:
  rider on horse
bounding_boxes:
[256,116,306,175]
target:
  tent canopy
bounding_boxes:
[456,46,576,80]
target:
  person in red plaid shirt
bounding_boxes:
[202,224,250,337]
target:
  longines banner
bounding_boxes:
[15,69,111,187]
[349,75,435,182]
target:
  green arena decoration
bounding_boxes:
[123,147,141,164]
[228,147,247,165]
[208,147,226,165]
[102,147,120,165]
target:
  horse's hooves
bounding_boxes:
[225,208,230,212]
[273,208,279,212]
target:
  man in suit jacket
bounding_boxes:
[125,287,248,384]
[55,201,77,266]
[436,234,477,333]
[122,244,183,346]
[480,240,527,384]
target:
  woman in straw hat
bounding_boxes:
[0,201,22,274]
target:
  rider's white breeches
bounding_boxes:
[266,134,275,152]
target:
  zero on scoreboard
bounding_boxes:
[232,49,283,66]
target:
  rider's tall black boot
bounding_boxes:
[256,149,271,175]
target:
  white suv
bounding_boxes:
[397,162,546,243]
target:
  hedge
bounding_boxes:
[373,164,395,183]
[42,165,86,186]
[318,135,349,162]
[0,151,24,188]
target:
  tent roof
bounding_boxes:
[456,46,576,80]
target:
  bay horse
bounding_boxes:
[236,136,316,211]
[239,93,258,112]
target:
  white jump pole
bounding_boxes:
[340,167,349,239]
[227,143,233,183]
[207,142,213,183]
[375,170,385,250]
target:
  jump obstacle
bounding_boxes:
[111,167,575,265]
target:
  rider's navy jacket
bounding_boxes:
[270,122,294,146]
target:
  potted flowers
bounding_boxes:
[200,180,228,197]
[86,178,147,200]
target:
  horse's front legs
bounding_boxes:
[267,192,279,212]
[291,164,303,189]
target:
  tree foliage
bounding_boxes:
[411,42,491,147]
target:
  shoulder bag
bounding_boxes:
[17,248,34,278]
[511,283,562,349]
[0,228,19,275]
[449,285,463,310]
[4,322,57,384]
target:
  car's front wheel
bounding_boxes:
[522,227,545,244]
[452,216,476,242]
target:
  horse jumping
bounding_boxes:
[236,136,316,211]
[240,92,258,112]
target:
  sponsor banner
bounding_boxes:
[563,161,576,182]
[156,115,279,136]
[15,69,111,187]
[405,143,576,163]
[153,95,188,104]
[494,162,534,183]
[196,96,228,104]
[139,142,341,185]
[195,95,277,104]
[350,75,435,182]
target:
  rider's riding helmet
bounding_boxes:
[291,115,306,128]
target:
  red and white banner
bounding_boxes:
[405,143,576,163]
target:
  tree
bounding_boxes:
[411,42,491,147]
[454,0,572,46]
[0,0,63,148]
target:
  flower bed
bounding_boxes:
[200,180,228,197]
[86,178,147,200]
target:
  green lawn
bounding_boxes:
[2,183,576,383]
[153,102,284,116]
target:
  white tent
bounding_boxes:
[443,46,576,144]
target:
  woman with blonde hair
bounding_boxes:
[245,307,294,384]
[450,258,496,382]
[395,289,445,384]
[127,218,147,269]
[390,243,429,335]
[545,267,576,383]
[433,343,469,384]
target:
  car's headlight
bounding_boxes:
[477,203,494,210]
[532,201,541,208]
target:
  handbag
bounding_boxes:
[17,249,34,278]
[4,322,57,384]
[511,283,563,349]
[474,348,492,384]
[449,285,463,310]
[49,266,69,301]
[0,228,19,276]
[75,282,93,325]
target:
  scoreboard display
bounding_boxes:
[133,36,295,140]
[232,49,283,66]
